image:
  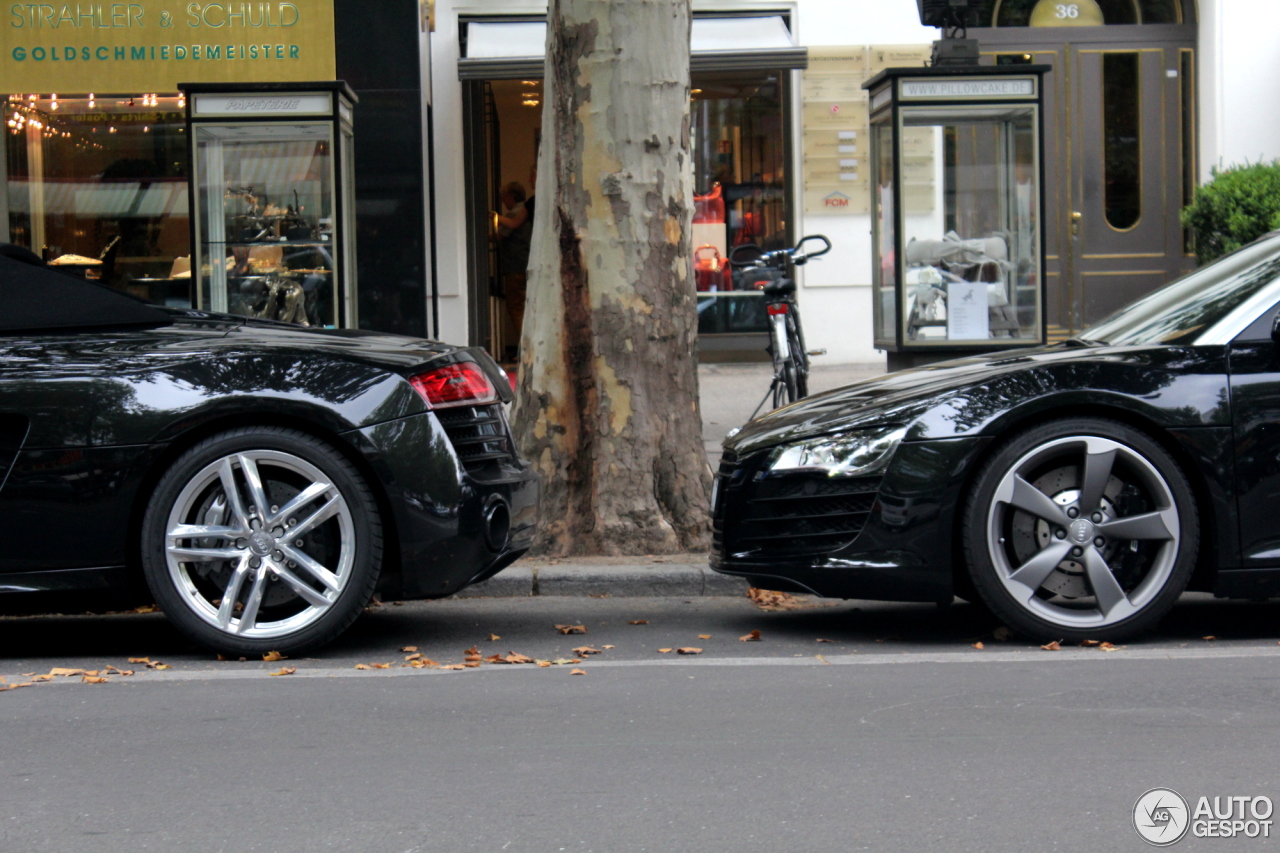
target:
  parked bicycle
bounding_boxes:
[729,235,831,414]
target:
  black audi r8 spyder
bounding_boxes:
[0,245,537,654]
[713,231,1280,642]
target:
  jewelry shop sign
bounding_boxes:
[1,2,335,92]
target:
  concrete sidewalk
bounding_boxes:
[456,555,748,599]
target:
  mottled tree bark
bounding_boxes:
[512,0,710,556]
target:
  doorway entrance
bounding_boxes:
[975,1,1197,333]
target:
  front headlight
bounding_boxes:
[767,425,907,478]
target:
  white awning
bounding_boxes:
[459,16,806,80]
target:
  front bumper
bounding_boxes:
[347,410,538,600]
[711,436,989,603]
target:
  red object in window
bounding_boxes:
[409,362,498,409]
[766,303,789,316]
[693,182,725,224]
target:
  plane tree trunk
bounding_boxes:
[512,0,711,556]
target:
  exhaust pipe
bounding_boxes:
[482,497,512,552]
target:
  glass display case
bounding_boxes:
[865,66,1048,364]
[182,82,357,328]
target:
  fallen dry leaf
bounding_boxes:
[463,662,481,668]
[371,663,391,670]
[602,645,616,650]
[81,675,109,684]
[404,653,422,662]
[49,668,85,677]
[1099,642,1120,652]
[739,630,762,642]
[816,638,833,643]
[1078,639,1101,647]
[0,676,5,684]
[698,634,712,640]
[127,657,151,665]
[484,654,504,664]
[441,664,466,671]
[570,669,586,676]
[537,661,552,668]
[84,670,100,677]
[463,645,479,656]
[262,651,287,662]
[30,675,54,682]
[1202,635,1217,641]
[464,654,482,663]
[972,642,985,650]
[993,627,1014,641]
[354,664,371,670]
[154,664,172,670]
[676,647,703,655]
[573,647,603,656]
[216,654,229,661]
[555,624,587,635]
[628,620,649,625]
[133,604,158,614]
[2,682,34,691]
[104,666,133,676]
[1041,640,1062,651]
[657,648,672,654]
[410,658,439,668]
[746,587,814,611]
[504,652,534,664]
[269,667,296,676]
[400,646,419,653]
[487,634,501,642]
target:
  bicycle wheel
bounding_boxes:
[786,311,809,399]
[771,359,799,408]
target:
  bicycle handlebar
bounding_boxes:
[727,234,832,269]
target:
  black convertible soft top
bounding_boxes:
[0,244,171,332]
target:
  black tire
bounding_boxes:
[962,417,1197,643]
[772,359,798,408]
[786,313,809,399]
[141,426,382,656]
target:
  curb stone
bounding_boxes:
[454,562,748,599]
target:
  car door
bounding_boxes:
[1227,299,1280,568]
[0,333,114,575]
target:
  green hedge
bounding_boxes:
[1181,161,1280,265]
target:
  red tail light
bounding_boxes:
[766,303,789,316]
[409,362,498,409]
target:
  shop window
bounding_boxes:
[984,0,1184,26]
[691,70,789,337]
[1103,52,1142,231]
[4,94,190,306]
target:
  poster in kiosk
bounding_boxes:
[865,66,1048,370]
[182,82,357,329]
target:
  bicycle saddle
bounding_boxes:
[762,278,796,298]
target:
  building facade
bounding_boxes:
[427,0,1280,365]
[4,1,1280,365]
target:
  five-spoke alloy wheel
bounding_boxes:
[142,427,382,655]
[963,418,1198,642]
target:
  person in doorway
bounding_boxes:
[495,173,535,357]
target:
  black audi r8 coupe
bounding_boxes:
[0,245,537,654]
[713,231,1280,642]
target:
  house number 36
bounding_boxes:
[1055,3,1081,17]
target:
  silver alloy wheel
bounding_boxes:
[985,435,1181,629]
[164,450,355,640]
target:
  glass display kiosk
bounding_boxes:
[864,66,1048,369]
[181,82,357,328]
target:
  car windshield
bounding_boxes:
[1083,234,1280,346]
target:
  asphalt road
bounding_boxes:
[4,593,1280,852]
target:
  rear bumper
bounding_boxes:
[710,437,990,603]
[347,412,538,600]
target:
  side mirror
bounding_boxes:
[1272,313,1280,344]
